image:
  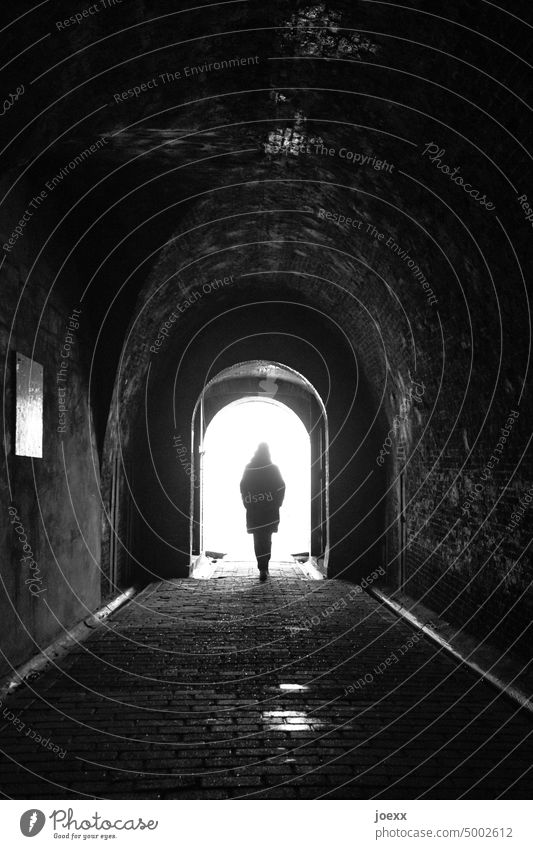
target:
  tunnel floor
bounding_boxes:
[0,572,531,799]
[194,558,324,580]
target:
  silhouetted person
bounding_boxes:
[240,443,285,581]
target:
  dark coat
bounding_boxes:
[240,461,285,533]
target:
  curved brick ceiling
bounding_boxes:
[3,0,530,466]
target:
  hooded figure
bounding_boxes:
[240,443,285,580]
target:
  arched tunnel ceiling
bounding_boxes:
[2,0,531,443]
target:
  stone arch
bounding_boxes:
[100,273,393,586]
[190,360,330,571]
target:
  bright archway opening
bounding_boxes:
[202,398,311,560]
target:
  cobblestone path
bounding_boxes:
[0,568,531,799]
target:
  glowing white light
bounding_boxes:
[202,398,311,560]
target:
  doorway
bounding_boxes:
[202,398,311,560]
[189,360,329,572]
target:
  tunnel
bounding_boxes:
[0,0,531,805]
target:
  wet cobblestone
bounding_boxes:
[0,567,531,799]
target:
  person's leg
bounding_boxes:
[253,530,270,575]
[263,531,272,568]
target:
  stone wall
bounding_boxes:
[0,177,101,678]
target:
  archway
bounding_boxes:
[190,360,329,573]
[202,398,311,561]
[112,301,386,585]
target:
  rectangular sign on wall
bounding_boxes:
[15,352,43,458]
